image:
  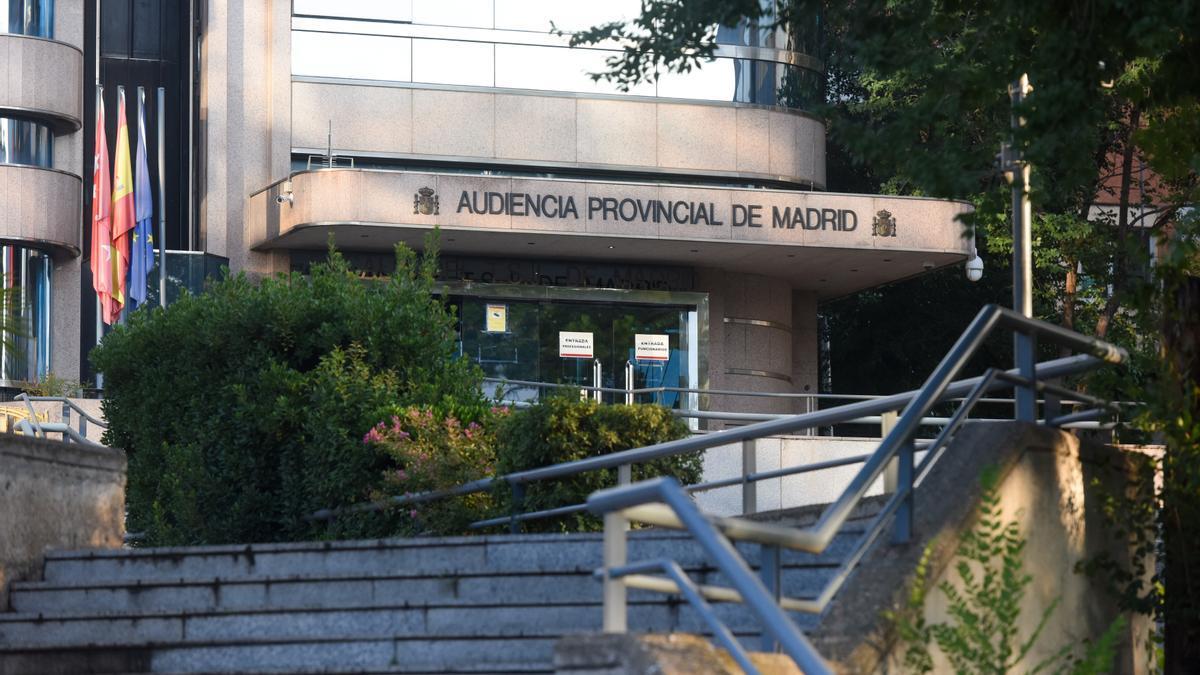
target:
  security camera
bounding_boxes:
[965,254,984,282]
[275,179,294,205]
[921,261,935,271]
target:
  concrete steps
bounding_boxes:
[0,521,874,673]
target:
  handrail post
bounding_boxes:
[760,544,781,652]
[509,482,525,535]
[625,360,634,405]
[881,411,899,493]
[1044,380,1062,426]
[62,402,71,438]
[602,511,628,633]
[617,463,632,486]
[892,439,915,544]
[593,359,603,403]
[1015,331,1037,421]
[742,439,757,515]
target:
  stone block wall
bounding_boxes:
[0,434,124,608]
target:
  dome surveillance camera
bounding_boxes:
[966,253,984,282]
[921,261,935,271]
[275,179,294,206]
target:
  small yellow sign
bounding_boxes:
[485,304,507,333]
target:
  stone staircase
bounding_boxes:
[0,520,870,674]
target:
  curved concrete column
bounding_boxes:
[0,35,84,131]
[696,268,797,417]
[0,165,82,257]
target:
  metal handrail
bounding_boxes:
[485,376,1138,407]
[582,305,1125,673]
[308,351,1109,523]
[15,394,107,427]
[589,478,834,675]
[11,394,107,447]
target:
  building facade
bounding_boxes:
[4,0,974,408]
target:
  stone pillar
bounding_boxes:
[695,268,795,419]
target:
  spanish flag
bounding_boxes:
[89,86,114,323]
[110,87,135,323]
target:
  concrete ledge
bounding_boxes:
[555,633,801,675]
[0,433,124,608]
[809,422,1153,674]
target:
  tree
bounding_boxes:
[569,0,1199,668]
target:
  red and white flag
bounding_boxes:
[89,86,114,323]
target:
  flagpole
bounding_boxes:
[157,86,167,308]
[94,83,104,390]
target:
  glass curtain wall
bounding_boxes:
[454,295,695,408]
[291,0,821,109]
[1,0,52,37]
[0,117,53,166]
[0,246,51,385]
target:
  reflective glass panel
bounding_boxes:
[0,117,53,167]
[1,0,52,38]
[293,0,412,22]
[494,0,640,33]
[412,0,493,28]
[290,1,821,109]
[0,245,51,385]
[411,38,494,87]
[456,295,693,407]
[495,43,659,97]
[292,31,412,81]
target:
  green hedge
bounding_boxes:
[92,238,487,546]
[492,396,699,532]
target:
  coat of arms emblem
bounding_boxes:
[413,187,439,215]
[872,210,897,237]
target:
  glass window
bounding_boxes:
[1,0,52,38]
[457,295,694,407]
[290,0,822,109]
[494,43,657,97]
[411,38,494,87]
[0,117,53,167]
[292,31,412,81]
[412,0,492,29]
[0,245,52,385]
[494,0,640,33]
[293,0,412,22]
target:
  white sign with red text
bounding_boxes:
[634,334,670,361]
[559,331,594,359]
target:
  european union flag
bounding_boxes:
[128,88,155,310]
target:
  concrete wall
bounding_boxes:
[0,434,125,608]
[811,423,1154,675]
[201,0,291,278]
[46,0,85,383]
[696,436,885,516]
[292,81,827,188]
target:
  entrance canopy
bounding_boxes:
[249,169,974,299]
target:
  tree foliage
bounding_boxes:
[570,0,1198,667]
[92,235,488,545]
[492,395,699,532]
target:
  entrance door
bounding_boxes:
[455,296,694,407]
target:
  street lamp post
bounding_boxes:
[1002,74,1037,421]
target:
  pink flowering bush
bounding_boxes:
[364,405,508,535]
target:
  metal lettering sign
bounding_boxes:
[558,331,594,359]
[634,334,670,361]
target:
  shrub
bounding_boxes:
[91,236,487,545]
[492,395,699,532]
[364,405,508,535]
